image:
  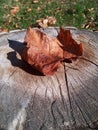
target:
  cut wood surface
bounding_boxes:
[0,27,98,130]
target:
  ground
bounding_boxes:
[0,0,98,31]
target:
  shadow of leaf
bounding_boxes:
[7,40,44,76]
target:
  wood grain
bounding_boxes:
[0,27,98,130]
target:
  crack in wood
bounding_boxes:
[77,76,98,103]
[63,63,77,129]
[56,75,70,126]
[0,28,98,130]
[80,57,98,67]
[50,100,58,128]
[8,68,17,80]
[70,81,97,129]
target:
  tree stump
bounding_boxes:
[0,27,98,130]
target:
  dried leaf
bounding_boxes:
[0,27,9,33]
[33,0,39,3]
[4,5,8,9]
[37,7,41,11]
[47,16,56,25]
[36,16,56,28]
[47,0,52,3]
[22,27,63,75]
[3,28,9,32]
[82,21,95,29]
[15,23,19,28]
[0,27,3,32]
[21,27,83,75]
[88,8,94,12]
[57,28,83,57]
[10,6,20,15]
[26,8,32,13]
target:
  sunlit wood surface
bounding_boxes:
[0,27,98,130]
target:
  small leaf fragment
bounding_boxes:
[33,0,39,3]
[10,6,20,15]
[26,8,32,13]
[36,16,56,28]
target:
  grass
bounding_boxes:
[0,0,98,31]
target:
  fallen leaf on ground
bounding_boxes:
[88,8,94,12]
[26,8,32,13]
[3,29,9,32]
[0,27,9,33]
[0,27,3,32]
[36,16,56,28]
[37,7,41,11]
[33,0,39,3]
[15,23,19,28]
[3,5,8,9]
[10,6,20,15]
[21,27,83,75]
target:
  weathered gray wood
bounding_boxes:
[0,27,98,130]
